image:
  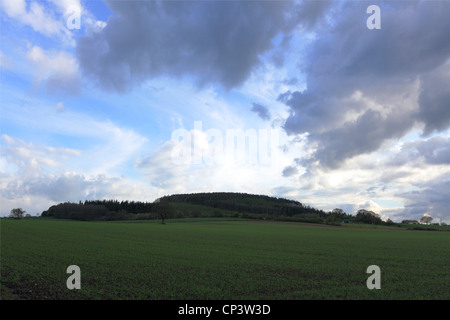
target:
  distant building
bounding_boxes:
[430,218,442,226]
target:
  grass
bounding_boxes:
[1,218,449,300]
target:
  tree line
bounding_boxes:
[41,200,157,221]
[19,192,397,226]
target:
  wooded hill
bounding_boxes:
[41,192,354,223]
[164,192,328,218]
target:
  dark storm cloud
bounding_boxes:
[280,0,450,168]
[417,62,450,136]
[282,165,298,177]
[312,109,415,169]
[294,0,333,30]
[76,0,321,93]
[388,136,450,167]
[251,103,271,121]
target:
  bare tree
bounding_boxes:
[9,208,26,219]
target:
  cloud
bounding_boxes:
[269,137,450,223]
[0,0,105,47]
[388,135,450,167]
[396,174,450,224]
[279,0,450,169]
[54,101,65,112]
[28,173,91,202]
[0,134,82,210]
[136,125,294,197]
[0,51,13,70]
[26,45,81,95]
[22,173,148,203]
[136,140,210,193]
[0,134,155,215]
[251,103,271,121]
[0,0,73,43]
[417,59,450,136]
[47,0,81,14]
[282,165,298,177]
[75,0,319,93]
[311,108,415,169]
[1,134,82,179]
[1,100,149,176]
[1,171,157,214]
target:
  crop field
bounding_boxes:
[1,218,449,300]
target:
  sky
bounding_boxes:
[1,0,450,224]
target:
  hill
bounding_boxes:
[162,192,327,219]
[40,192,348,223]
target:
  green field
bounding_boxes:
[1,218,449,300]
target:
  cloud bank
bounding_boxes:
[76,0,331,92]
[280,0,450,169]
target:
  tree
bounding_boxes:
[152,198,173,224]
[325,214,338,225]
[355,209,383,225]
[330,208,349,219]
[9,208,26,219]
[419,214,433,225]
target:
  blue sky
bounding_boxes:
[1,0,450,224]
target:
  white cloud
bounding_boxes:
[0,0,73,43]
[0,171,158,216]
[1,91,151,176]
[268,130,450,223]
[0,131,155,216]
[136,124,300,200]
[1,134,82,178]
[47,0,81,14]
[26,45,81,95]
[0,0,26,16]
